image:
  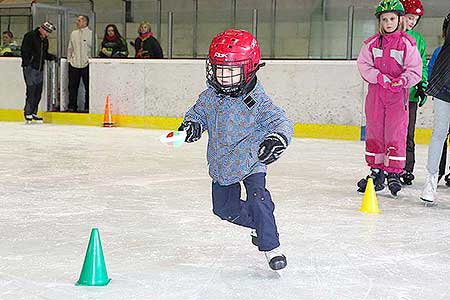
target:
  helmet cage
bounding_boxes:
[206,57,258,96]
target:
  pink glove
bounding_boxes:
[377,73,393,90]
[389,77,407,93]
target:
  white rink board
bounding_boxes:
[0,122,449,300]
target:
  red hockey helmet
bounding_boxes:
[206,29,262,96]
[399,0,424,16]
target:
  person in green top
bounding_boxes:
[0,31,20,57]
[399,0,428,185]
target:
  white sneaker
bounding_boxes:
[264,247,287,271]
[421,173,438,203]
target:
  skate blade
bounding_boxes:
[34,120,44,124]
[25,121,32,125]
[274,268,284,277]
[421,198,436,207]
[390,193,399,199]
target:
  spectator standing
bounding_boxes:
[67,15,94,113]
[21,21,56,124]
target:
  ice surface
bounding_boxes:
[1,122,450,300]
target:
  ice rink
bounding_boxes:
[1,122,450,300]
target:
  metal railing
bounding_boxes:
[126,1,362,60]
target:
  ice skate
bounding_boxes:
[357,168,385,193]
[250,230,258,247]
[264,247,287,271]
[445,173,450,188]
[32,114,43,124]
[421,173,438,203]
[25,115,33,125]
[400,171,415,185]
[387,173,401,197]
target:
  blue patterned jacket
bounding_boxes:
[184,81,294,186]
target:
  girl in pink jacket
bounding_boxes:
[357,0,422,197]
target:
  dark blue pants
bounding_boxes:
[211,172,280,251]
[22,67,44,116]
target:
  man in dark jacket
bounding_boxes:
[21,21,56,124]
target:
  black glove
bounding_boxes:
[178,121,202,143]
[258,133,288,165]
[414,82,427,107]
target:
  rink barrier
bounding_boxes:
[0,109,432,144]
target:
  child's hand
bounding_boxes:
[377,73,392,90]
[178,121,202,143]
[258,133,288,165]
[389,77,406,93]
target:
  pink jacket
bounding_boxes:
[357,31,422,88]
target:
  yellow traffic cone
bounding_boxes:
[360,177,380,213]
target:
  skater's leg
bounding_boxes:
[32,75,44,115]
[243,173,280,252]
[405,102,418,173]
[358,88,386,192]
[383,91,409,174]
[421,99,450,202]
[426,99,450,175]
[364,87,385,169]
[211,180,254,228]
[22,67,35,117]
[439,137,447,180]
[383,90,409,195]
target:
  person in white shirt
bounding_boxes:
[67,15,93,112]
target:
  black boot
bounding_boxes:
[251,230,258,247]
[32,114,43,123]
[357,168,386,193]
[445,173,450,187]
[24,114,33,125]
[400,171,415,185]
[387,173,402,197]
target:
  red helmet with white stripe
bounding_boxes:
[207,29,262,96]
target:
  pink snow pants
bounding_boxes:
[365,85,409,174]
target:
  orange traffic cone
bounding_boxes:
[103,96,114,128]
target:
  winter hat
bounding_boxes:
[41,21,56,33]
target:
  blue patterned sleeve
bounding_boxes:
[184,90,209,132]
[256,97,294,144]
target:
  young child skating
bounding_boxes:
[178,29,293,270]
[356,0,422,197]
[399,0,428,185]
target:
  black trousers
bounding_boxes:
[23,66,44,116]
[68,64,89,111]
[211,173,280,252]
[439,129,450,176]
[405,102,418,173]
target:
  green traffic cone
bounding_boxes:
[75,228,111,286]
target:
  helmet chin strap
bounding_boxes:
[411,16,421,30]
[385,15,401,34]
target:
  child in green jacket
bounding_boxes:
[399,0,428,185]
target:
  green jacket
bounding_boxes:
[406,30,428,103]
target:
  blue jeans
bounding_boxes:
[211,172,280,251]
[22,66,44,116]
